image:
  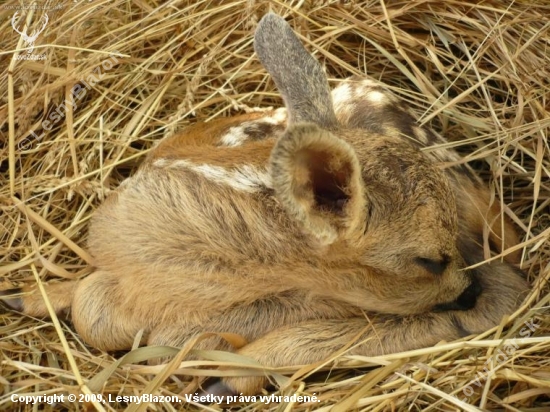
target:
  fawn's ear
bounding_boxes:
[254,13,337,129]
[270,123,366,245]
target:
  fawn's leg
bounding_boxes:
[0,281,77,315]
[214,260,529,395]
[70,270,157,351]
[144,300,458,396]
[217,314,462,395]
[147,291,363,351]
[0,271,149,351]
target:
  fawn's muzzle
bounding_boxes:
[433,276,482,312]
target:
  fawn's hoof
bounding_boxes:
[0,288,23,312]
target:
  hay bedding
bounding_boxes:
[0,0,549,410]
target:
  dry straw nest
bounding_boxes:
[1,0,549,411]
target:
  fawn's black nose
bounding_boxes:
[455,276,482,309]
[433,276,482,312]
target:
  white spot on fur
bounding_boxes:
[218,112,288,147]
[153,158,271,192]
[272,107,287,123]
[331,83,352,106]
[152,158,170,168]
[155,159,191,168]
[410,127,427,145]
[384,126,401,138]
[192,164,272,192]
[355,78,378,87]
[259,108,288,125]
[219,127,249,147]
[366,90,386,104]
[332,84,355,124]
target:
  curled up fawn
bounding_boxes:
[1,13,528,395]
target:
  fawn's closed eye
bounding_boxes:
[414,256,450,276]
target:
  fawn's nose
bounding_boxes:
[454,276,482,309]
[433,276,482,312]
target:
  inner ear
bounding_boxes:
[296,149,351,214]
[270,123,366,244]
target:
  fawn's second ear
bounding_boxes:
[270,123,366,245]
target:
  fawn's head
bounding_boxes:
[256,13,480,315]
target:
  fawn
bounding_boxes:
[2,13,528,395]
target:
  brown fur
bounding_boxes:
[1,13,528,395]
